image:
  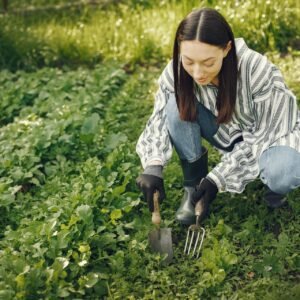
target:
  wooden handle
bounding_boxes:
[195,198,204,216]
[151,191,161,225]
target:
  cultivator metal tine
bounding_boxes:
[183,228,192,255]
[184,225,205,258]
[183,199,206,258]
[194,227,205,258]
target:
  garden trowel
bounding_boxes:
[148,191,173,265]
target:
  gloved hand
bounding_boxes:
[191,177,218,221]
[136,165,166,212]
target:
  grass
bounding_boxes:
[0,0,299,70]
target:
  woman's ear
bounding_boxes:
[223,41,232,58]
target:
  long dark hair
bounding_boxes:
[173,8,238,124]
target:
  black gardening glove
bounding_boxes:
[191,177,218,222]
[136,166,166,212]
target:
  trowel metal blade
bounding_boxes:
[148,227,173,264]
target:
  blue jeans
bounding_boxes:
[165,93,300,194]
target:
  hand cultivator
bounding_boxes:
[183,199,206,258]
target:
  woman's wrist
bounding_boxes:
[143,165,163,178]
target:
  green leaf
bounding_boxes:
[98,233,116,248]
[85,273,99,288]
[112,185,126,197]
[110,209,122,221]
[104,133,128,151]
[57,230,70,249]
[57,288,70,298]
[224,253,238,265]
[30,177,40,186]
[76,204,93,224]
[0,193,15,207]
[81,113,100,135]
[112,176,129,197]
[79,244,90,253]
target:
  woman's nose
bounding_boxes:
[193,65,205,79]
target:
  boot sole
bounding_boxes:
[175,216,196,225]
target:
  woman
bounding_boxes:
[136,8,300,225]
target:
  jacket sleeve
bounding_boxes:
[136,62,174,169]
[207,55,298,193]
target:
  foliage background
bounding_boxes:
[0,0,299,299]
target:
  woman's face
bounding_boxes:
[180,40,231,86]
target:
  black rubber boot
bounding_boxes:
[264,187,287,208]
[175,147,208,225]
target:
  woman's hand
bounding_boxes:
[136,166,166,212]
[191,177,218,221]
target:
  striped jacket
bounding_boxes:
[136,38,300,193]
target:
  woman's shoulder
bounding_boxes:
[158,60,174,92]
[235,38,273,79]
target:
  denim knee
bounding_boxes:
[259,146,300,194]
[165,93,202,161]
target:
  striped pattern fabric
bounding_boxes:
[136,38,300,193]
